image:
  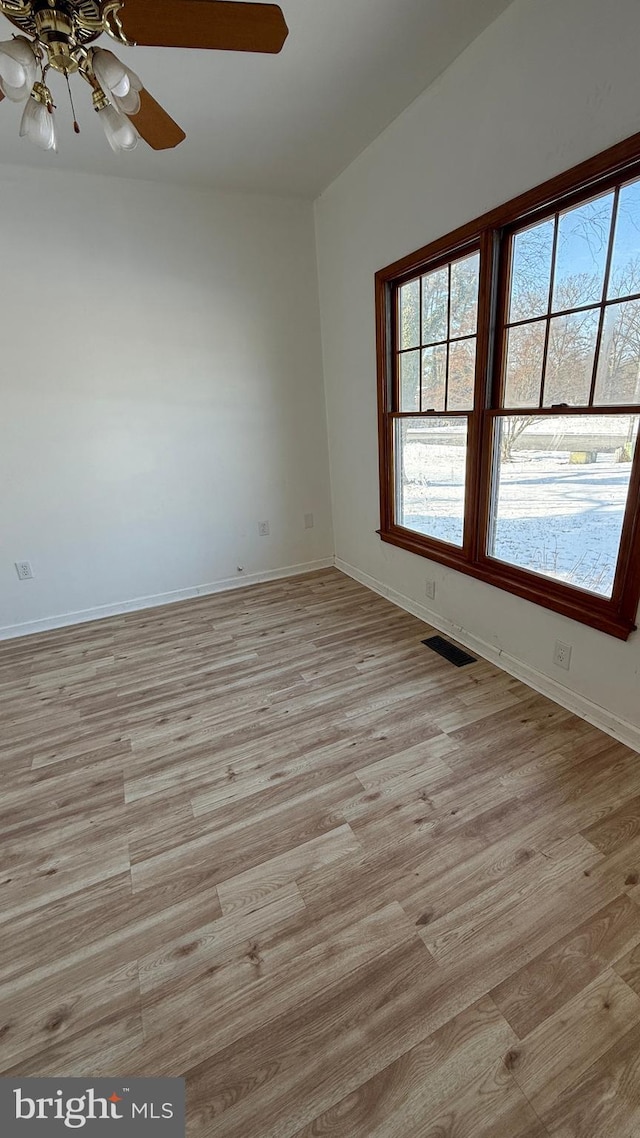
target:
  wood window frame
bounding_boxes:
[376,132,640,640]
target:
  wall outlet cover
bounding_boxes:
[553,641,572,670]
[15,561,34,581]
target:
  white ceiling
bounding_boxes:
[0,0,513,198]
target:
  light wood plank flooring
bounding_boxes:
[2,567,640,1136]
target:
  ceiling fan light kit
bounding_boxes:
[95,95,137,150]
[0,32,36,94]
[92,46,141,112]
[19,75,57,148]
[0,0,288,153]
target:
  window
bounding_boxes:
[395,251,479,548]
[376,135,640,639]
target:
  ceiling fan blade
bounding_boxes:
[119,0,288,53]
[129,89,186,151]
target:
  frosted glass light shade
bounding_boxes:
[93,49,142,115]
[0,37,37,101]
[20,96,57,152]
[98,103,139,152]
[0,77,30,102]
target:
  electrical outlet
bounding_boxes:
[258,521,270,537]
[15,561,33,581]
[304,513,314,530]
[553,641,572,670]
[425,579,436,600]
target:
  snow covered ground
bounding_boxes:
[491,452,629,596]
[398,421,636,597]
[399,439,467,549]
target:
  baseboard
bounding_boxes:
[335,557,640,755]
[0,558,335,642]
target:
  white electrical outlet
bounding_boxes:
[304,513,314,530]
[258,521,270,537]
[425,579,436,600]
[15,561,34,581]
[553,641,572,670]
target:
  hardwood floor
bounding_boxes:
[2,567,640,1136]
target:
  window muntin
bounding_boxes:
[377,142,640,638]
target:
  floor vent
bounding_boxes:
[422,635,477,668]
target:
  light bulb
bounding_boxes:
[112,74,130,99]
[112,84,140,116]
[93,49,141,115]
[97,102,139,152]
[0,36,37,102]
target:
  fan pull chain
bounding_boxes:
[65,72,80,134]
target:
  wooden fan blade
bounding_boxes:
[129,89,186,150]
[119,0,288,53]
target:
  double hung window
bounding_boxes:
[376,136,640,638]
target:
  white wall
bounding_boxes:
[315,0,640,745]
[0,166,333,634]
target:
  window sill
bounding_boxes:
[378,526,636,641]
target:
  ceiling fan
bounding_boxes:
[0,0,288,153]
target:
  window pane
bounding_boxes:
[509,219,554,322]
[400,350,420,411]
[399,278,420,349]
[594,299,640,405]
[450,253,480,339]
[421,343,447,412]
[448,338,476,410]
[608,180,640,299]
[504,321,546,408]
[552,193,614,310]
[422,267,448,345]
[489,414,638,597]
[395,417,467,547]
[543,309,600,406]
